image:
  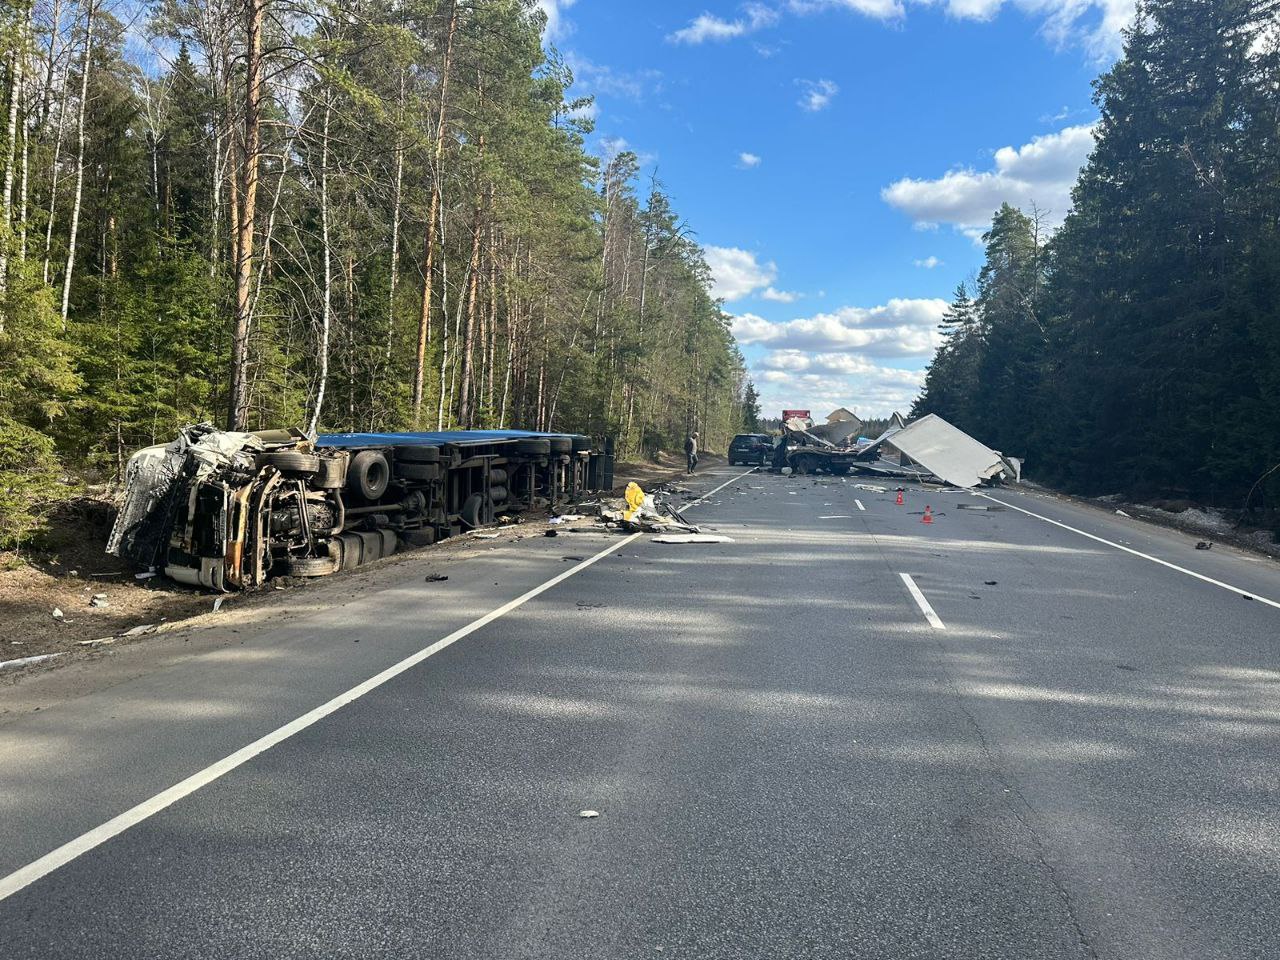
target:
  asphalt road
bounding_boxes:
[3,467,1279,959]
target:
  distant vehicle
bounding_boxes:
[728,433,774,465]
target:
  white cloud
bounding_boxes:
[794,0,1134,59]
[738,151,762,168]
[797,78,839,112]
[788,0,905,20]
[882,123,1096,234]
[704,246,778,301]
[669,3,779,44]
[566,55,663,102]
[761,286,801,302]
[731,297,948,357]
[535,0,577,41]
[914,256,943,269]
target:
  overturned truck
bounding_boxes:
[107,424,615,591]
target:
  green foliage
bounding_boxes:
[0,418,66,549]
[916,0,1280,511]
[0,0,749,549]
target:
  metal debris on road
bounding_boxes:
[52,608,64,620]
[0,653,66,670]
[424,574,449,582]
[578,810,600,819]
[1196,541,1213,550]
[651,534,735,544]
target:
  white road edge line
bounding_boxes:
[900,573,946,630]
[980,494,1280,612]
[0,465,758,905]
[855,499,866,512]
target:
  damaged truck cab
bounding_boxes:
[108,424,614,591]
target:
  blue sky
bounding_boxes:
[541,0,1133,420]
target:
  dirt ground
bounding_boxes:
[0,451,723,672]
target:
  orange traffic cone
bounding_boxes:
[922,505,934,524]
[895,490,904,506]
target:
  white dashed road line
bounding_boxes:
[900,573,946,630]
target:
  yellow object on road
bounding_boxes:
[623,482,646,521]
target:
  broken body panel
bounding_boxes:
[108,424,615,590]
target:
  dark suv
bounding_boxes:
[728,433,774,466]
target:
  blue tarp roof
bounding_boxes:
[316,429,575,449]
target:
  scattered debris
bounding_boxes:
[984,580,998,586]
[819,515,853,519]
[134,571,157,580]
[1196,541,1213,551]
[78,637,117,647]
[651,534,735,544]
[859,414,1018,488]
[544,530,559,538]
[576,601,605,609]
[578,810,600,819]
[549,514,584,525]
[51,608,64,620]
[1116,510,1130,517]
[90,594,109,607]
[853,483,887,493]
[471,532,500,540]
[562,555,588,562]
[122,623,158,637]
[424,574,449,582]
[0,653,65,671]
[212,597,226,612]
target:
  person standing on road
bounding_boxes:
[685,431,699,474]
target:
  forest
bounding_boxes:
[0,0,751,546]
[914,0,1280,520]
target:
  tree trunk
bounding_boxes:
[59,0,94,330]
[0,13,26,303]
[307,100,332,436]
[412,0,458,427]
[227,0,265,430]
[384,67,404,365]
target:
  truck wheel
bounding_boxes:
[347,450,390,500]
[260,451,320,475]
[283,555,338,577]
[571,435,593,453]
[460,493,485,529]
[793,454,819,475]
[396,462,440,483]
[515,438,551,456]
[548,437,573,455]
[395,445,440,463]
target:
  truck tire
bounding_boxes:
[395,444,440,463]
[515,438,551,456]
[548,437,573,455]
[396,462,440,483]
[347,450,390,500]
[571,435,593,453]
[260,451,320,475]
[793,454,820,476]
[460,493,485,529]
[283,555,338,577]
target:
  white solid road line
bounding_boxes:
[981,494,1280,612]
[0,465,758,905]
[900,573,946,630]
[855,499,866,512]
